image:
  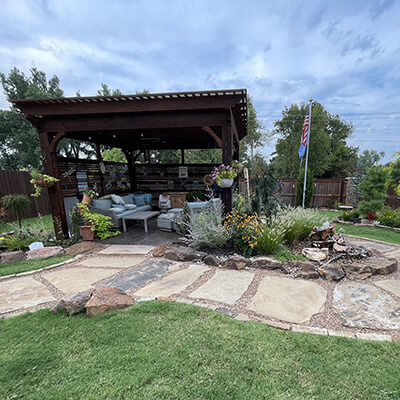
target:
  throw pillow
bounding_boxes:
[111,194,125,205]
[133,195,145,206]
[125,203,137,210]
[109,207,123,214]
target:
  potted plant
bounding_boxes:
[82,185,98,204]
[30,171,59,197]
[206,164,238,188]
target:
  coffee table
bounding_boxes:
[122,211,160,233]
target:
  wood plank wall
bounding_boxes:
[0,170,51,221]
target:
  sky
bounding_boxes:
[1,0,400,163]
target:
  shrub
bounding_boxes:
[296,168,314,207]
[186,190,206,202]
[277,206,325,244]
[256,217,287,255]
[357,166,389,217]
[0,194,31,228]
[342,209,359,221]
[182,201,231,249]
[378,207,400,228]
[250,168,278,217]
[174,203,191,236]
[224,210,262,256]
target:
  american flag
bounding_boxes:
[298,105,311,158]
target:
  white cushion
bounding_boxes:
[125,203,137,210]
[111,194,125,205]
[109,207,123,214]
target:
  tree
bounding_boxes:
[358,166,389,218]
[97,83,122,96]
[296,168,314,207]
[102,148,127,163]
[240,96,269,172]
[0,194,31,228]
[386,152,400,195]
[271,102,358,178]
[356,150,385,179]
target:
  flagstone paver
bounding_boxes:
[78,255,148,268]
[43,267,121,295]
[189,270,254,305]
[375,280,400,298]
[135,265,209,297]
[333,282,400,330]
[247,276,327,323]
[0,276,54,314]
[99,245,154,255]
[103,259,175,291]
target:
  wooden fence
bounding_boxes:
[0,170,51,221]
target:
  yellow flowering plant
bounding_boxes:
[224,210,262,256]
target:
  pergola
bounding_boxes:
[12,89,247,238]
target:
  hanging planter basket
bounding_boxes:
[31,179,56,188]
[82,193,93,204]
[218,179,233,188]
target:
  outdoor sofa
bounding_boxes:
[89,193,152,230]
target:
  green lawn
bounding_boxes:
[0,255,73,277]
[0,214,54,233]
[318,210,400,245]
[0,303,399,400]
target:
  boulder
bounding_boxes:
[164,246,206,262]
[251,256,282,270]
[343,263,372,279]
[301,247,329,262]
[203,255,220,266]
[333,243,349,253]
[366,257,397,275]
[65,241,102,255]
[51,290,92,315]
[85,287,134,317]
[0,250,25,265]
[152,243,171,257]
[223,255,250,270]
[294,261,319,279]
[317,264,345,281]
[26,246,64,260]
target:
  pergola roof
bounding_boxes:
[12,89,247,151]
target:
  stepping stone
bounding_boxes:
[78,255,147,269]
[43,267,120,295]
[189,270,254,305]
[99,245,154,255]
[135,265,208,297]
[247,276,327,324]
[103,259,175,291]
[333,282,400,330]
[374,280,400,298]
[0,276,54,314]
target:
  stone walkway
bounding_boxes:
[1,238,400,341]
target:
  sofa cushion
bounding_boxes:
[133,194,146,206]
[93,199,112,209]
[187,201,207,210]
[121,194,134,204]
[111,194,125,205]
[125,203,137,210]
[110,207,124,214]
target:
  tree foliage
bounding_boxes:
[271,102,358,178]
[386,152,400,195]
[102,148,127,163]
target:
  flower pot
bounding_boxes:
[82,194,93,204]
[352,217,361,223]
[32,179,55,188]
[218,179,233,188]
[80,225,95,241]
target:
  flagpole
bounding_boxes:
[302,99,312,208]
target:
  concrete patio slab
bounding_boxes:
[247,276,327,323]
[189,270,254,305]
[135,265,208,297]
[78,255,148,269]
[99,245,154,255]
[43,267,121,295]
[333,282,400,330]
[375,280,400,298]
[0,276,55,314]
[103,259,175,291]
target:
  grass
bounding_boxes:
[272,245,308,262]
[0,302,399,400]
[318,210,400,245]
[0,214,54,233]
[0,255,73,277]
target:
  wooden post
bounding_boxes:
[221,124,233,213]
[181,149,185,164]
[38,130,69,238]
[95,144,105,196]
[124,151,137,192]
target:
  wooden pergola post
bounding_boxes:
[124,150,137,192]
[221,123,233,213]
[38,130,69,238]
[95,144,105,196]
